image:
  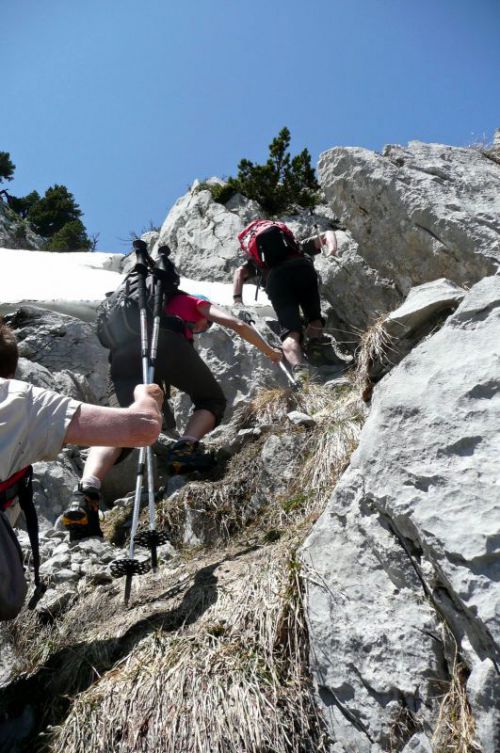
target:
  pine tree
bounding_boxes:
[44,219,92,251]
[27,184,84,237]
[7,191,41,219]
[232,127,320,213]
[0,152,15,183]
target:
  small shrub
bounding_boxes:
[197,181,238,205]
[13,223,27,241]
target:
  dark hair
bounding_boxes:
[0,318,18,377]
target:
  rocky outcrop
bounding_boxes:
[358,278,466,394]
[302,276,500,752]
[0,201,45,250]
[154,179,339,283]
[154,182,256,281]
[6,307,110,405]
[317,140,500,333]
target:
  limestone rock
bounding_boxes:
[384,277,465,338]
[0,200,45,249]
[302,276,500,751]
[286,411,316,427]
[318,141,500,332]
[361,278,466,390]
[6,306,109,403]
[31,455,81,526]
[154,184,250,281]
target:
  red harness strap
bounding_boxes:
[0,465,46,605]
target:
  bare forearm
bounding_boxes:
[64,396,162,448]
[233,320,276,358]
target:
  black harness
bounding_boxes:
[0,466,46,608]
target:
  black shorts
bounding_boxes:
[265,257,323,340]
[109,329,227,426]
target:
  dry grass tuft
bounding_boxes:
[48,545,329,753]
[432,655,481,753]
[298,389,363,513]
[156,437,266,545]
[158,383,364,545]
[236,386,304,428]
[355,315,399,400]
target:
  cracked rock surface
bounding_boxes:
[302,276,500,752]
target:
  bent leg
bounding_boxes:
[266,265,305,366]
[281,331,304,367]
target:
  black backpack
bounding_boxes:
[96,245,181,350]
[255,224,301,268]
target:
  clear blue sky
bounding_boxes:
[2,0,499,252]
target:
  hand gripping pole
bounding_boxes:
[237,309,299,390]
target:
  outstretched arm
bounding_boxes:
[232,265,250,304]
[64,384,164,448]
[200,302,282,363]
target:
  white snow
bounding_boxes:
[0,248,271,322]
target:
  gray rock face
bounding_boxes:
[0,201,45,250]
[7,306,110,404]
[154,184,251,281]
[318,141,500,331]
[384,277,465,338]
[16,357,95,403]
[31,450,81,526]
[361,278,466,390]
[302,276,500,752]
[314,228,401,336]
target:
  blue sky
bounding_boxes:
[2,0,499,252]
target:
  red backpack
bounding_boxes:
[238,220,302,270]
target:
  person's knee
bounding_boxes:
[193,394,227,427]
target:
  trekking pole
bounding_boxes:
[237,310,299,390]
[278,360,300,390]
[110,240,153,605]
[133,245,171,571]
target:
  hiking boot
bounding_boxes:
[165,439,216,475]
[305,336,349,367]
[62,484,103,541]
[292,363,310,386]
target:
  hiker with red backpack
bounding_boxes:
[233,220,341,382]
[62,241,282,541]
[0,318,163,621]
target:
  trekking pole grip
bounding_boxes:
[133,239,150,274]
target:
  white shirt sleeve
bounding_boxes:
[0,379,81,481]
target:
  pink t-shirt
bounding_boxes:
[164,293,210,340]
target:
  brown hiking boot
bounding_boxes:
[62,484,103,541]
